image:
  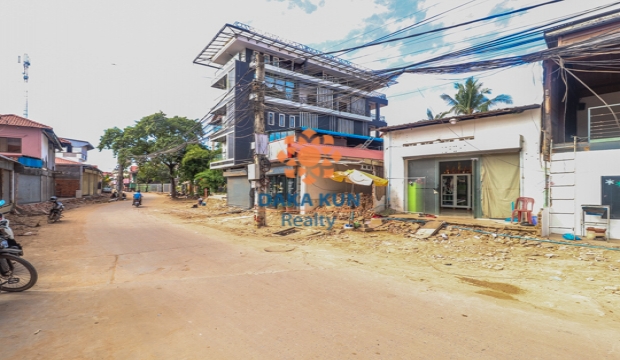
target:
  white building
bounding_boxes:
[380,105,545,220]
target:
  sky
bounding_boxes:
[1,0,618,171]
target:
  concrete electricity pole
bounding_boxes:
[253,52,267,227]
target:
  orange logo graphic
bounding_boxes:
[277,129,341,185]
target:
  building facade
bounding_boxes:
[194,23,391,208]
[381,105,544,219]
[542,10,620,239]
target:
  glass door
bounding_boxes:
[441,175,454,207]
[455,175,470,208]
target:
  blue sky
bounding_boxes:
[0,0,617,171]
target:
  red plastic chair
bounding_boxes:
[511,197,535,224]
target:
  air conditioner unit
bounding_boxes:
[360,164,373,171]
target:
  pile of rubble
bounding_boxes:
[12,196,109,216]
[312,193,375,220]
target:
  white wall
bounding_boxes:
[576,91,620,138]
[550,149,620,239]
[385,108,545,214]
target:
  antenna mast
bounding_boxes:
[20,54,31,118]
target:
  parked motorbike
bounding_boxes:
[48,196,65,223]
[0,201,38,292]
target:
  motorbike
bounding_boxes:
[0,201,38,292]
[48,196,65,223]
[132,197,141,207]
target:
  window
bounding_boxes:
[279,114,285,127]
[351,97,365,115]
[0,137,21,153]
[299,112,318,128]
[268,112,275,125]
[264,54,271,65]
[338,119,354,134]
[289,115,296,128]
[273,57,279,67]
[317,87,333,109]
[227,69,235,90]
[226,101,235,124]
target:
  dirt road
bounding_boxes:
[1,193,619,359]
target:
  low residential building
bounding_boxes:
[55,158,102,198]
[380,105,544,219]
[58,138,95,163]
[0,155,17,213]
[542,10,620,239]
[0,114,63,204]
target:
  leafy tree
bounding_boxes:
[440,77,513,115]
[179,144,219,183]
[132,112,204,198]
[137,162,169,184]
[194,169,225,195]
[98,126,138,193]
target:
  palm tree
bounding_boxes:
[440,77,513,115]
[426,109,450,120]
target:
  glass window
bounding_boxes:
[268,112,275,125]
[264,54,271,65]
[0,138,21,153]
[338,119,354,134]
[289,115,296,128]
[273,57,279,67]
[279,114,285,127]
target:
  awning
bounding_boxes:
[331,169,388,187]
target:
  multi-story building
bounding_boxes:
[541,10,620,239]
[194,22,392,208]
[57,138,95,163]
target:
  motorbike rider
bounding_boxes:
[133,190,142,205]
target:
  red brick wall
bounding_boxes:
[55,179,80,197]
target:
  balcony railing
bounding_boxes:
[588,103,620,143]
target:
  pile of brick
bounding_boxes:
[312,193,375,220]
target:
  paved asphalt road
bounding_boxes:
[1,193,618,359]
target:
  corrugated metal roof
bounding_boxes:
[289,143,383,161]
[0,114,52,129]
[378,104,541,133]
[545,8,620,45]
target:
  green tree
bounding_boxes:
[194,169,225,196]
[98,126,138,193]
[132,112,204,198]
[440,77,513,115]
[137,161,169,185]
[179,144,218,183]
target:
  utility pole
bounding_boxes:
[253,52,267,227]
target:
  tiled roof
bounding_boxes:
[0,114,53,129]
[58,137,72,145]
[55,158,81,165]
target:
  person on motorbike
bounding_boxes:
[133,190,142,205]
